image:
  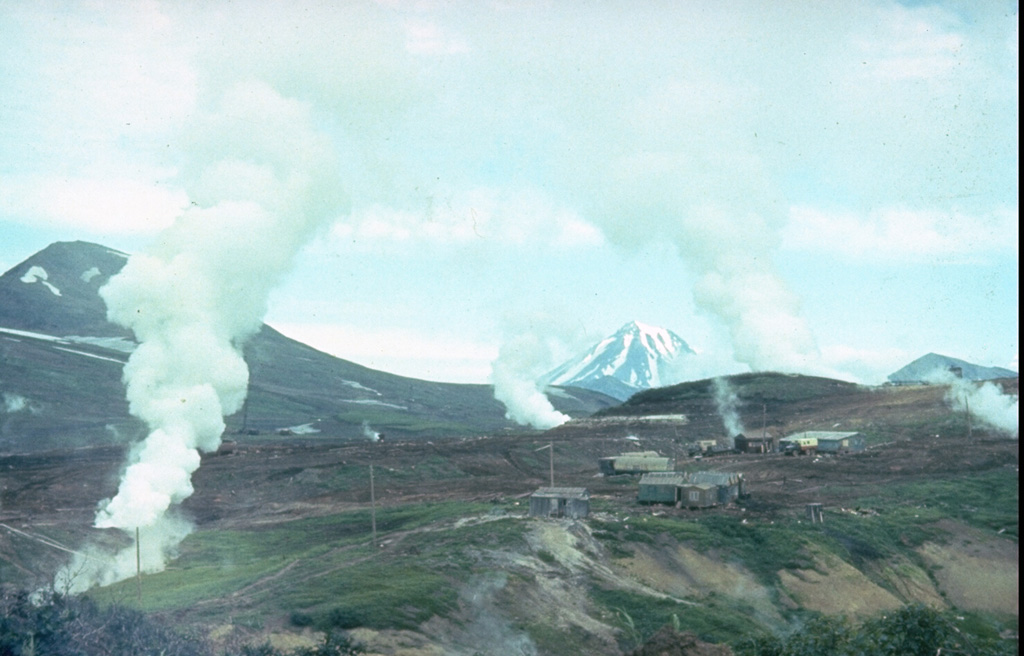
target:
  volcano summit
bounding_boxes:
[542,321,695,401]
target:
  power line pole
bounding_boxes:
[966,395,972,441]
[136,527,142,605]
[369,464,377,544]
[535,443,554,486]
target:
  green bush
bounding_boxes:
[0,585,208,656]
[734,604,1016,656]
[0,584,364,656]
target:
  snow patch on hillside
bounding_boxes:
[281,422,321,435]
[342,399,408,410]
[65,336,137,353]
[342,380,381,395]
[20,266,61,296]
[54,346,126,365]
[0,326,66,342]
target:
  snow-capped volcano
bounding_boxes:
[542,321,695,400]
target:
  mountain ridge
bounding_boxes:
[0,241,617,452]
[888,351,1017,383]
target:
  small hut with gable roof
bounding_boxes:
[529,487,590,519]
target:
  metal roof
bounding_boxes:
[785,431,862,441]
[638,472,689,486]
[532,487,589,499]
[679,482,718,491]
[686,471,742,486]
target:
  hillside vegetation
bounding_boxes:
[1,373,1017,654]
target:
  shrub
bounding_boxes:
[0,584,364,656]
[734,604,1015,656]
[0,584,208,656]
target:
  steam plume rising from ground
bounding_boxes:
[362,421,381,442]
[591,186,828,377]
[926,369,1019,438]
[57,81,342,592]
[712,377,745,446]
[491,329,570,430]
[3,393,30,413]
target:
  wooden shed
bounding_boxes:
[687,471,745,503]
[637,472,689,504]
[678,482,718,508]
[529,487,590,519]
[638,471,746,506]
[734,434,777,454]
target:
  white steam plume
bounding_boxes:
[926,369,1019,438]
[362,421,381,442]
[57,81,342,592]
[712,377,745,445]
[491,329,570,430]
[569,73,834,378]
[3,393,30,414]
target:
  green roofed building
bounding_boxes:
[637,472,689,504]
[638,471,746,506]
[598,451,674,475]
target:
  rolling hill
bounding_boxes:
[0,371,1017,655]
[0,242,1018,656]
[888,352,1018,384]
[0,241,617,453]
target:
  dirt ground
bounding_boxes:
[3,378,1017,534]
[1,422,1017,583]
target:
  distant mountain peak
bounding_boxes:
[542,320,695,401]
[0,240,133,338]
[888,352,1018,383]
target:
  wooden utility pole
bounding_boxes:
[966,395,973,440]
[369,464,377,544]
[240,394,249,434]
[761,403,768,453]
[535,443,554,486]
[136,527,142,605]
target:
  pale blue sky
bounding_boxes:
[0,0,1017,384]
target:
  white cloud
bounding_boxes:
[0,1,1016,388]
[330,187,604,248]
[404,20,470,56]
[0,175,187,235]
[857,5,965,81]
[269,322,497,384]
[784,206,1019,260]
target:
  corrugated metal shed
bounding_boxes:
[780,435,818,455]
[529,487,590,519]
[797,431,866,453]
[599,451,674,475]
